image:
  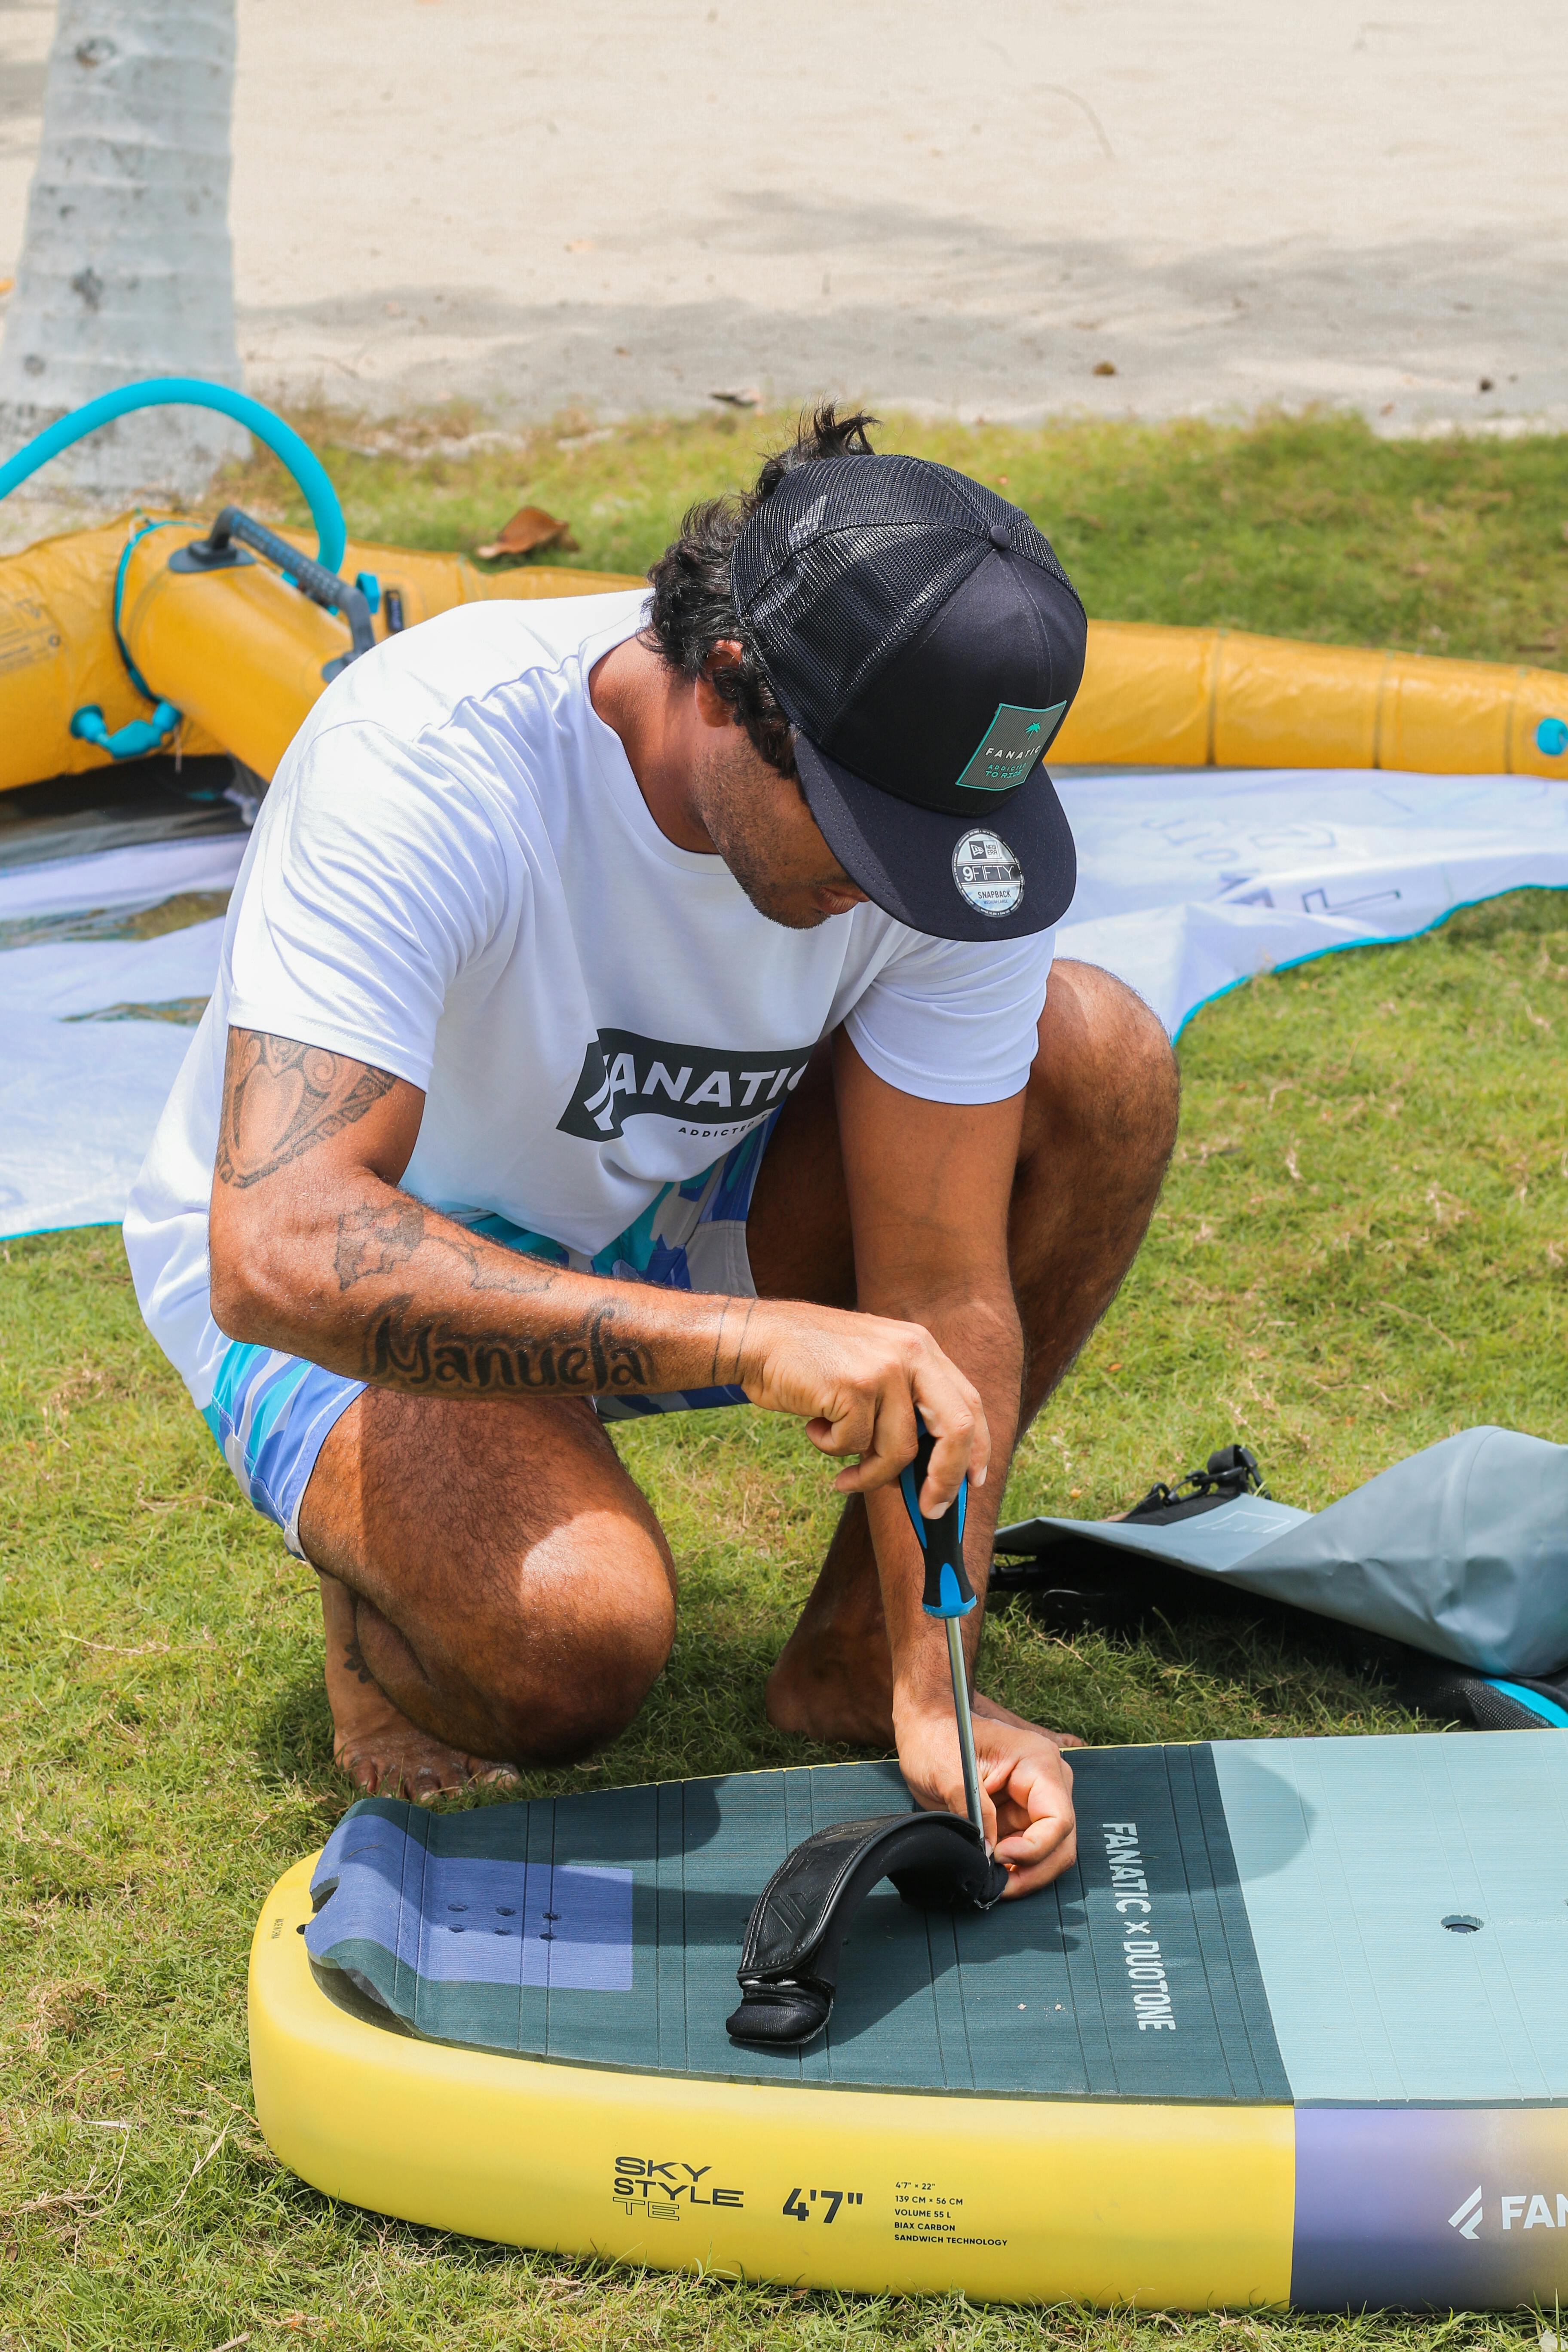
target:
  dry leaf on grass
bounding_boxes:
[475,505,579,561]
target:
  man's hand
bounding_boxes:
[894,1700,1078,1897]
[732,1298,989,1515]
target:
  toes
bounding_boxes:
[332,1739,517,1807]
[335,1744,381,1795]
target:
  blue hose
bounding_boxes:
[0,377,348,759]
[67,518,190,758]
[0,376,346,572]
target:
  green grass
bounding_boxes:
[3,886,1566,2347]
[5,408,1568,2343]
[218,402,1568,668]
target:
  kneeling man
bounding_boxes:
[126,410,1176,1899]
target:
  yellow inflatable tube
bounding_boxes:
[1050,620,1568,777]
[117,523,638,783]
[0,511,637,793]
[251,1853,1295,2306]
[2,509,1565,792]
[0,514,231,785]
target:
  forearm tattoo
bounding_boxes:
[337,1203,658,1393]
[334,1197,427,1290]
[218,1030,688,1400]
[363,1297,655,1395]
[217,1031,398,1189]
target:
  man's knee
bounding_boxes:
[1025,959,1179,1173]
[477,1533,677,1768]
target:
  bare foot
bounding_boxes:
[973,1690,1083,1752]
[320,1574,520,1804]
[766,1624,895,1745]
[766,1635,1083,1752]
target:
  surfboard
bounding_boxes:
[249,1730,1568,2308]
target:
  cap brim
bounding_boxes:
[795,736,1077,942]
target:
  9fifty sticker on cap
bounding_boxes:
[952,829,1024,917]
[952,700,1066,794]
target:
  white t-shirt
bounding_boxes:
[125,591,1054,1405]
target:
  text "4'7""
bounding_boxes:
[783,2187,864,2223]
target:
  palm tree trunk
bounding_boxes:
[0,0,246,502]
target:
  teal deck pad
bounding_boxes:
[1213,1730,1568,2103]
[306,1746,1286,2099]
[306,1733,1568,2108]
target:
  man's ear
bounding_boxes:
[693,639,745,727]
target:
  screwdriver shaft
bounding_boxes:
[945,1615,986,1846]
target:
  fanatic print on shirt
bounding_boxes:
[557,1029,815,1141]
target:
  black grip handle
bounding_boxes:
[178,505,377,665]
[897,1418,975,1620]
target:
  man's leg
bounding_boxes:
[300,1388,678,1799]
[297,958,1173,1795]
[755,960,1180,1743]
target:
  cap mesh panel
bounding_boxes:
[733,454,1078,740]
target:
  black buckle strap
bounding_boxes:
[726,1809,1008,2049]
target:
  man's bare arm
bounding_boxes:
[208,1029,988,1479]
[216,1033,401,1189]
[211,1029,758,1399]
[833,1030,1076,1893]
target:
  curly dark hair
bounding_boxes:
[642,403,879,775]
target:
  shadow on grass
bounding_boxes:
[251,1663,337,1794]
[245,1606,873,1826]
[999,1580,1425,1736]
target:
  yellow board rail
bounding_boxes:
[2,512,1566,792]
[251,1851,1296,2308]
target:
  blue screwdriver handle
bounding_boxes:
[898,1415,986,1844]
[898,1418,977,1619]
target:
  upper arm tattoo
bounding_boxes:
[216,1030,399,1190]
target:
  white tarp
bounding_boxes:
[0,771,1565,1240]
[1055,767,1568,1037]
[0,838,246,1237]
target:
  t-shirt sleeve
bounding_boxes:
[843,927,1054,1105]
[224,720,514,1092]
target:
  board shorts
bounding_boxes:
[200,1115,776,1560]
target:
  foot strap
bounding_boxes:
[726,1810,1009,2048]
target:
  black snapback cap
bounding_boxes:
[731,452,1087,941]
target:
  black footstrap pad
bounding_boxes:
[726,1810,1009,2048]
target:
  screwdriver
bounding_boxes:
[897,1414,987,1847]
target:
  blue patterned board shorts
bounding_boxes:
[201,1115,775,1559]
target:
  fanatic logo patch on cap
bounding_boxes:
[952,701,1067,794]
[952,829,1024,917]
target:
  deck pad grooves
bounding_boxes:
[307,1746,1286,2099]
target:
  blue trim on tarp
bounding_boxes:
[1167,880,1568,1041]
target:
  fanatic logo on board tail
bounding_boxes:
[1448,2187,1483,2241]
[1446,2186,1568,2241]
